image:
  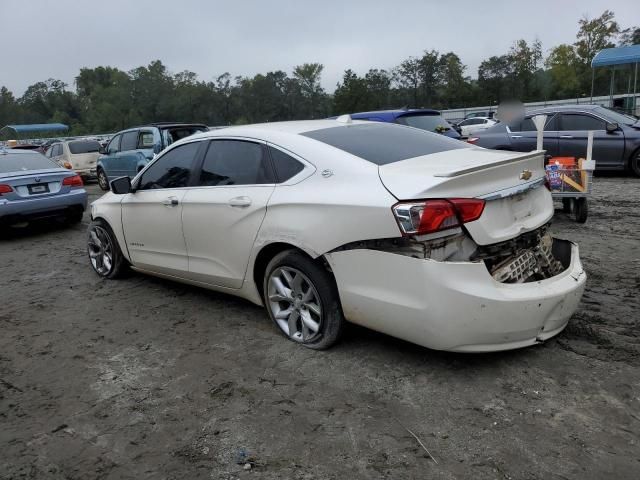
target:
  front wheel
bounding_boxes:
[87,220,127,278]
[263,250,344,350]
[630,150,640,177]
[574,198,588,223]
[97,168,109,191]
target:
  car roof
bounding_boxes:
[527,104,600,115]
[115,123,208,134]
[187,119,375,139]
[349,108,441,120]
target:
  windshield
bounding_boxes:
[395,114,452,133]
[69,140,101,154]
[302,122,470,166]
[0,152,59,174]
[595,106,637,125]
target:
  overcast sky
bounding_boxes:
[1,0,637,95]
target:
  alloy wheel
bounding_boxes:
[87,225,114,276]
[267,266,323,342]
[97,170,109,190]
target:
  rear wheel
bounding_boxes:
[562,198,572,213]
[263,250,344,350]
[87,219,127,278]
[66,209,84,224]
[97,168,109,191]
[574,198,588,223]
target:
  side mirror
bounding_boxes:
[99,145,107,154]
[153,143,163,154]
[606,122,619,133]
[110,176,132,195]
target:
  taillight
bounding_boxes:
[466,137,479,144]
[62,175,83,187]
[392,198,485,236]
[0,184,13,195]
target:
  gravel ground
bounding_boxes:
[1,177,639,480]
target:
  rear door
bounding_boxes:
[181,139,276,288]
[121,141,203,274]
[508,115,559,155]
[48,143,64,167]
[115,130,141,178]
[557,113,624,168]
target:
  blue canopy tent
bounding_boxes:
[0,123,69,139]
[591,45,640,113]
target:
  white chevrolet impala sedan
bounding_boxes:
[87,119,586,352]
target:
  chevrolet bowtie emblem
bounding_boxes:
[519,169,532,181]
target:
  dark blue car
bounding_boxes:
[346,109,461,139]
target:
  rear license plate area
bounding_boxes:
[28,184,49,194]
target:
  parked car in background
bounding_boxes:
[45,139,101,180]
[87,119,585,353]
[96,123,208,190]
[465,110,495,119]
[0,147,87,226]
[346,109,461,138]
[470,105,640,175]
[457,117,498,136]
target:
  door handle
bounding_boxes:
[560,135,573,139]
[228,196,252,208]
[162,197,179,207]
[510,135,523,139]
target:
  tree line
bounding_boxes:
[0,10,638,136]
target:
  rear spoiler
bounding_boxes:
[434,150,545,178]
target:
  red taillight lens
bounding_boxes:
[466,137,479,144]
[62,175,83,187]
[393,198,485,236]
[448,198,485,223]
[0,184,13,195]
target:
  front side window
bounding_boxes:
[107,135,121,154]
[268,146,304,182]
[138,141,200,190]
[120,131,139,152]
[197,140,274,186]
[559,114,606,131]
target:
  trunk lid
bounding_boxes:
[378,148,553,245]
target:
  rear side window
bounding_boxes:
[69,140,100,154]
[138,131,155,148]
[301,123,469,166]
[268,146,304,182]
[0,152,58,173]
[120,131,138,151]
[197,140,274,186]
[138,142,200,190]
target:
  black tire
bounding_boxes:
[97,168,110,191]
[574,198,588,223]
[562,198,572,213]
[87,219,128,278]
[630,150,640,177]
[67,209,84,224]
[263,250,344,350]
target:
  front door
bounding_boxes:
[121,141,203,275]
[181,139,276,288]
[557,113,624,168]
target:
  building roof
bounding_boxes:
[592,44,640,68]
[0,123,69,136]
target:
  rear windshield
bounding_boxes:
[0,152,59,174]
[396,114,453,133]
[301,123,469,165]
[69,140,101,154]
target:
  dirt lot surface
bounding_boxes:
[1,178,639,479]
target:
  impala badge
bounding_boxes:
[519,169,532,181]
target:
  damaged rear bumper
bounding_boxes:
[324,239,586,352]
